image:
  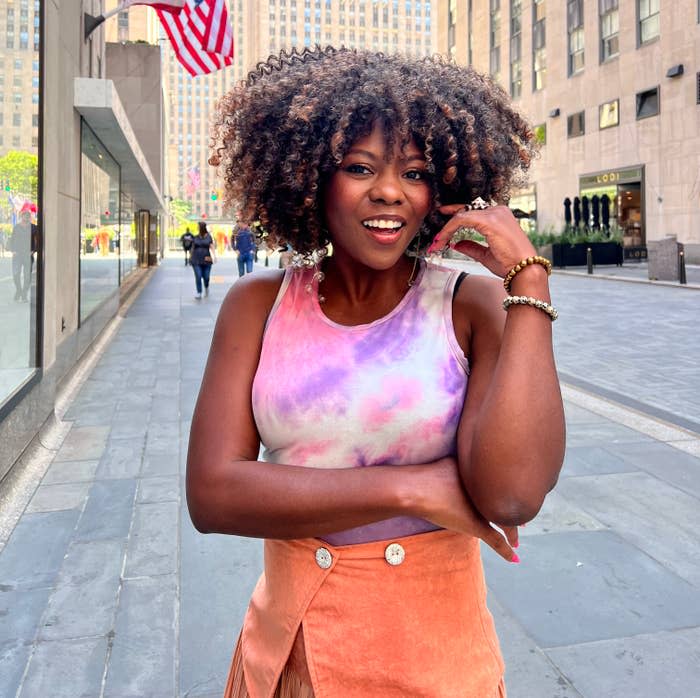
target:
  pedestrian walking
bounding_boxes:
[189,46,565,698]
[181,227,194,266]
[232,221,256,277]
[190,221,216,299]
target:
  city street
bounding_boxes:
[0,256,699,698]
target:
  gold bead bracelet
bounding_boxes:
[503,255,552,294]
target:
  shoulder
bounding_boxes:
[455,273,506,324]
[218,268,285,324]
[452,273,507,352]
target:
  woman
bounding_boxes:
[189,47,565,697]
[190,220,216,299]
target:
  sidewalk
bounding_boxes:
[552,260,700,288]
[1,258,699,698]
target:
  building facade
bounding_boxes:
[437,0,700,261]
[165,0,436,222]
[0,0,166,482]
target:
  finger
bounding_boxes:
[501,525,519,549]
[427,217,484,253]
[438,203,470,215]
[480,522,517,563]
[450,239,490,264]
[428,209,499,253]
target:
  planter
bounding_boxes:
[551,242,623,268]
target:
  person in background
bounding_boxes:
[215,227,229,256]
[190,221,216,300]
[10,210,38,302]
[181,227,194,266]
[233,221,256,277]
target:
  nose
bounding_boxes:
[369,170,404,206]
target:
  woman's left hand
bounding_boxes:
[428,204,536,278]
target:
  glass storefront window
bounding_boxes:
[80,123,120,322]
[579,167,645,249]
[0,0,41,407]
[119,192,136,280]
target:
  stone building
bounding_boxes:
[0,0,166,481]
[437,0,700,262]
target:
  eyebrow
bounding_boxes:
[345,148,426,162]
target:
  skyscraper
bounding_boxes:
[106,1,435,220]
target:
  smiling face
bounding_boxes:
[323,122,432,271]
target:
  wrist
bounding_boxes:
[392,464,430,518]
[508,264,550,298]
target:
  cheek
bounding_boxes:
[411,187,432,218]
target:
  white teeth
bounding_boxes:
[363,219,403,230]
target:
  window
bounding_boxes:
[80,123,121,322]
[0,0,41,410]
[489,0,501,83]
[532,0,546,90]
[567,110,585,137]
[567,0,584,75]
[599,98,619,128]
[638,0,660,44]
[510,0,522,98]
[448,0,457,54]
[636,87,659,119]
[600,0,619,62]
[534,123,546,145]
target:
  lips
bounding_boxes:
[362,216,406,245]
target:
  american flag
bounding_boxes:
[135,0,234,76]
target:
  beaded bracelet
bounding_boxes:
[503,295,558,321]
[503,255,552,294]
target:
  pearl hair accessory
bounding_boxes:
[291,247,329,303]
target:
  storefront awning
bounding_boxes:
[74,77,165,213]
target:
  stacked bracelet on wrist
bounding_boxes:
[503,295,558,321]
[503,255,552,294]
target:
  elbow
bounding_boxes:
[475,492,547,528]
[187,497,215,534]
[185,479,222,534]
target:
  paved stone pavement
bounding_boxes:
[1,257,699,698]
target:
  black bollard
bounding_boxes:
[586,247,593,274]
[679,250,687,285]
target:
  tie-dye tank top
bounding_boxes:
[251,261,470,545]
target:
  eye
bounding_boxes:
[344,163,372,175]
[405,169,428,181]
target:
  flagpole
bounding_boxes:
[84,1,137,41]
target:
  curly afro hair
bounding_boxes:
[210,46,537,254]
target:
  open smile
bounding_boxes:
[361,217,406,245]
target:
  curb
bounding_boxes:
[552,268,700,290]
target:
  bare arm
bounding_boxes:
[185,271,516,559]
[436,206,566,527]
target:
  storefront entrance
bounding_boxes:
[579,166,646,261]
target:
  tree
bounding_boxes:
[0,150,39,200]
[170,198,193,225]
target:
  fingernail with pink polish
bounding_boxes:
[513,540,519,548]
[511,552,520,563]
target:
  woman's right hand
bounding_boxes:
[417,457,518,563]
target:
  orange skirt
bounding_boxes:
[224,530,506,698]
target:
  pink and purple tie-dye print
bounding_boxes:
[251,261,470,545]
